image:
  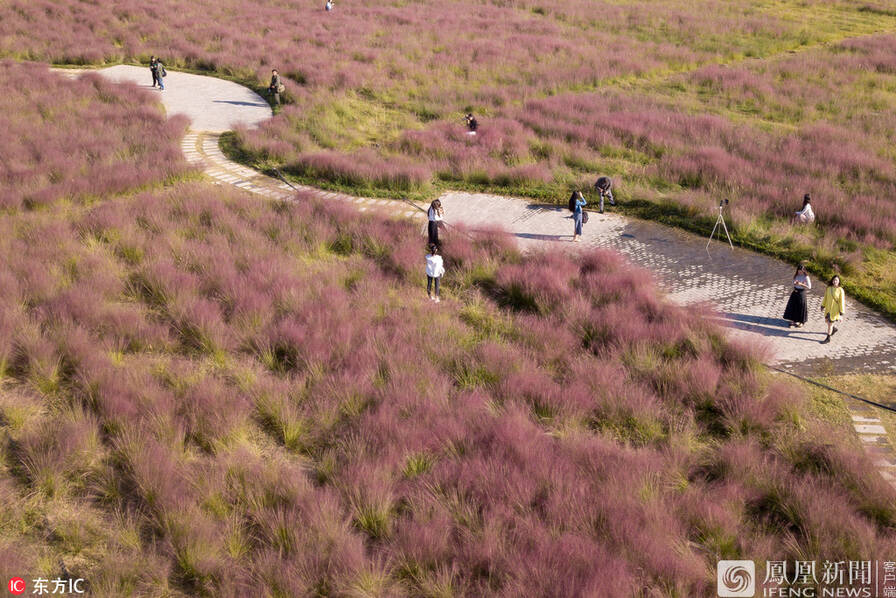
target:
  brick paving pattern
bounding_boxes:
[436,192,896,376]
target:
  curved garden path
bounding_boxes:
[91,65,896,486]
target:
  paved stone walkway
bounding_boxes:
[437,193,896,376]
[181,131,429,221]
[95,65,271,133]
[86,67,896,489]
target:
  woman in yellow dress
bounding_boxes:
[820,275,845,344]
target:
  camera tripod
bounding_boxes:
[706,199,733,255]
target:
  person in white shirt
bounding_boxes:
[427,199,444,245]
[425,244,445,303]
[793,194,815,224]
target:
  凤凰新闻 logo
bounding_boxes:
[718,560,756,597]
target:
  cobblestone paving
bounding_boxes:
[89,68,896,489]
[436,192,896,376]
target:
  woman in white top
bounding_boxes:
[425,244,445,302]
[783,264,811,327]
[427,199,444,245]
[793,194,815,224]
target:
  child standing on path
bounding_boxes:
[820,275,846,344]
[426,244,445,303]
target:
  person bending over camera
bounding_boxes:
[594,176,615,214]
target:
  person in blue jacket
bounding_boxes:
[572,191,586,242]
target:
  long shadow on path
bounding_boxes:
[212,100,269,107]
[716,312,827,342]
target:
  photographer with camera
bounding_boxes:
[268,69,284,107]
[593,176,615,214]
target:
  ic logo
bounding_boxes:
[8,577,26,595]
[717,560,755,597]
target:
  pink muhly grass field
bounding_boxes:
[1,172,894,594]
[0,61,193,210]
[0,0,825,92]
[0,26,894,593]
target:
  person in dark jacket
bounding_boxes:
[149,56,159,88]
[594,176,615,214]
[465,113,478,135]
[269,69,282,107]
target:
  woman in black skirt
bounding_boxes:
[427,199,444,246]
[783,264,811,327]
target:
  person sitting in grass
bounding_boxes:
[464,113,478,135]
[793,193,815,224]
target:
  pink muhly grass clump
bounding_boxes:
[288,149,430,192]
[14,407,101,497]
[492,251,577,314]
[398,118,552,185]
[0,61,193,209]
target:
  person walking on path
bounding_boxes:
[820,274,846,344]
[793,193,815,224]
[783,264,811,328]
[426,244,445,303]
[427,199,444,246]
[268,69,283,107]
[155,59,166,91]
[594,176,615,214]
[571,191,587,242]
[149,56,159,88]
